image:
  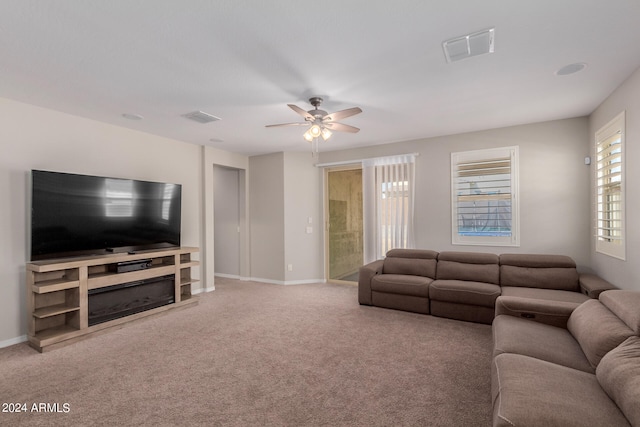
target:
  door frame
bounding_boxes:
[323,164,363,285]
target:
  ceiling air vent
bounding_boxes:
[443,28,495,63]
[181,110,221,124]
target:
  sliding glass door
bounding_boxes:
[326,167,363,283]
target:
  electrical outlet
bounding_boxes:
[287,264,293,271]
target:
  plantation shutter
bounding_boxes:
[595,111,625,259]
[451,147,518,246]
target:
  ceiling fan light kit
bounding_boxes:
[267,96,362,155]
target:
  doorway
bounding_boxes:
[325,167,363,283]
[213,165,241,278]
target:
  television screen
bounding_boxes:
[30,170,181,261]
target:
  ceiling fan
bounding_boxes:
[266,97,362,142]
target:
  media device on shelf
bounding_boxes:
[30,170,182,261]
[109,259,154,273]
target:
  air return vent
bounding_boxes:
[181,110,221,124]
[443,28,495,63]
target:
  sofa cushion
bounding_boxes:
[383,249,438,278]
[500,286,589,304]
[499,253,579,291]
[596,336,640,426]
[500,265,579,291]
[430,280,501,308]
[371,292,430,314]
[492,314,593,373]
[386,248,439,260]
[600,290,640,334]
[371,274,432,298]
[567,299,634,369]
[499,253,577,268]
[492,353,630,427]
[430,301,495,324]
[436,251,500,284]
[494,296,579,329]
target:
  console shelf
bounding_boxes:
[32,278,81,294]
[33,304,80,319]
[26,247,199,352]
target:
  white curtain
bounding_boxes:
[363,154,416,262]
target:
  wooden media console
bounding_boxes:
[26,247,199,352]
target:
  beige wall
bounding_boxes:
[247,152,324,284]
[0,97,203,346]
[249,153,285,282]
[589,66,640,291]
[319,117,592,269]
[283,152,323,283]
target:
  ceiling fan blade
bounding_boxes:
[288,104,314,120]
[324,122,360,133]
[324,107,362,122]
[265,122,310,128]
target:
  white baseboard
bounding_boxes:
[0,335,27,349]
[214,273,240,280]
[192,286,215,294]
[215,274,325,286]
[249,277,326,286]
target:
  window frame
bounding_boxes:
[595,111,625,260]
[451,146,519,247]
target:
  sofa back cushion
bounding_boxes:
[499,254,579,291]
[383,249,438,278]
[567,299,634,369]
[599,290,640,334]
[596,336,640,426]
[436,251,499,284]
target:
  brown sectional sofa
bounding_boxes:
[492,290,640,426]
[358,249,614,324]
[360,249,639,426]
[359,249,437,315]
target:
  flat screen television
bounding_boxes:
[30,170,182,261]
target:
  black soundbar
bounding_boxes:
[109,259,153,273]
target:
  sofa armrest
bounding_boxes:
[358,260,384,305]
[579,273,616,298]
[494,296,581,329]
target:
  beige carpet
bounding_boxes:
[0,278,492,426]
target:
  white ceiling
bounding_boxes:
[1,1,640,156]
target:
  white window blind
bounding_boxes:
[596,111,625,260]
[363,154,416,261]
[451,146,519,246]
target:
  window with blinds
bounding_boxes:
[451,146,519,246]
[595,112,625,260]
[374,156,415,257]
